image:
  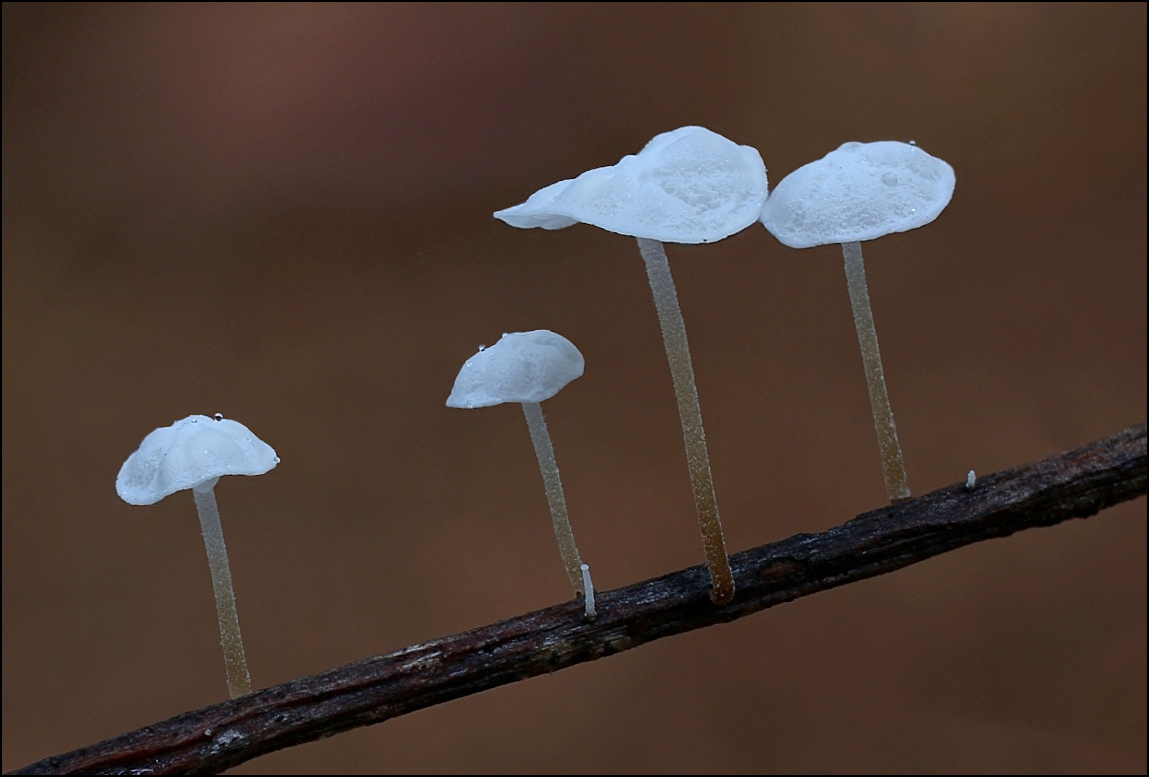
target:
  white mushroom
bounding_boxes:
[116,414,278,698]
[761,140,955,503]
[447,330,595,618]
[495,126,767,605]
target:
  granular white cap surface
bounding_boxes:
[761,141,955,249]
[116,415,279,505]
[495,126,768,244]
[447,330,584,409]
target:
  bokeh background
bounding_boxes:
[3,3,1145,773]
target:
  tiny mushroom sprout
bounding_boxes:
[116,414,279,698]
[447,330,596,619]
[760,140,955,503]
[495,126,768,605]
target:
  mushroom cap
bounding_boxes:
[760,141,955,249]
[494,126,768,244]
[446,330,584,409]
[116,415,279,505]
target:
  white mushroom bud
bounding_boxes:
[448,331,596,619]
[116,414,278,698]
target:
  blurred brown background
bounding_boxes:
[3,3,1145,773]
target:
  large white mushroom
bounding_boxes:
[494,126,768,605]
[116,413,279,698]
[447,330,596,618]
[760,140,955,502]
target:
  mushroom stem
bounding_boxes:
[521,401,585,596]
[191,484,252,698]
[841,241,911,503]
[636,237,735,605]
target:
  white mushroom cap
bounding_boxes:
[494,126,768,244]
[116,415,279,505]
[446,330,584,409]
[760,141,955,249]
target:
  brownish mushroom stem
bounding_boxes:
[636,236,735,605]
[192,483,252,698]
[522,401,585,596]
[841,240,911,502]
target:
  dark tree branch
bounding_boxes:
[12,423,1146,775]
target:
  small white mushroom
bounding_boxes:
[761,141,955,504]
[966,469,977,489]
[116,414,278,698]
[495,127,767,605]
[448,330,595,618]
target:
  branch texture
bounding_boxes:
[13,422,1147,775]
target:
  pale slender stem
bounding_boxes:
[841,241,911,502]
[522,401,584,596]
[581,563,596,621]
[192,485,252,698]
[636,237,735,605]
